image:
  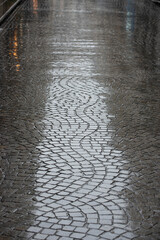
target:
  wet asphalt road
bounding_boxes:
[0,0,160,239]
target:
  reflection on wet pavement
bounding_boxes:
[0,0,160,239]
[0,0,19,19]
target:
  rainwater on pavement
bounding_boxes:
[0,0,160,239]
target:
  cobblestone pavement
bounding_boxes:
[0,0,160,239]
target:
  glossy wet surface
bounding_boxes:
[0,0,160,239]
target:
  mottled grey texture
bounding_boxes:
[0,0,160,239]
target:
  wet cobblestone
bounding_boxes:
[0,0,160,239]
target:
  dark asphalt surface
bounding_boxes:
[0,0,160,239]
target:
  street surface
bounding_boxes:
[0,0,160,239]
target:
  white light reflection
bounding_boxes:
[126,0,135,33]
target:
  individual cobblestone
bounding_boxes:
[0,0,160,239]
